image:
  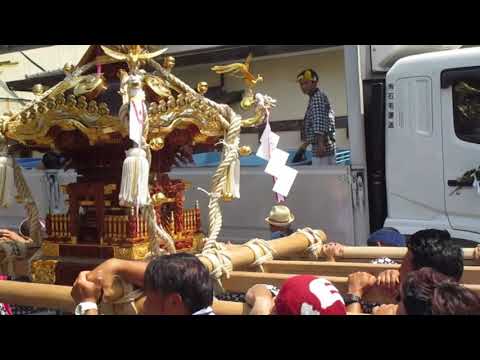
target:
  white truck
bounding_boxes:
[3,45,480,247]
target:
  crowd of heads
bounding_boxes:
[242,227,480,316]
[68,224,480,316]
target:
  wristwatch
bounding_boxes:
[343,293,362,306]
[265,285,280,297]
[75,301,98,315]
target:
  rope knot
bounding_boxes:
[297,227,327,259]
[244,238,276,272]
[198,249,233,286]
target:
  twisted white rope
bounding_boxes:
[13,160,42,246]
[142,142,176,256]
[202,110,241,252]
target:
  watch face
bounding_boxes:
[343,294,361,305]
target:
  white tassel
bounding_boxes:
[119,148,150,208]
[0,156,14,208]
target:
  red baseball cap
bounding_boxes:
[274,275,346,315]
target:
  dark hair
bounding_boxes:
[432,282,480,315]
[401,267,453,315]
[407,229,464,281]
[144,253,213,313]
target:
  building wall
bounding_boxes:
[172,47,349,151]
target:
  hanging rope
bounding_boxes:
[141,122,176,256]
[13,159,42,247]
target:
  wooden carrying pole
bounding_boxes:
[0,280,252,315]
[0,280,367,315]
[197,230,327,273]
[260,261,480,285]
[196,231,478,272]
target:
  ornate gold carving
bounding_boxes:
[144,74,171,98]
[42,242,60,257]
[31,260,58,284]
[101,45,168,73]
[113,242,149,261]
[73,75,107,97]
[5,96,126,148]
[151,192,175,206]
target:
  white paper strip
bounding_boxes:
[272,166,298,197]
[265,148,289,177]
[256,122,280,160]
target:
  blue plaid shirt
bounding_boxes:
[302,89,336,157]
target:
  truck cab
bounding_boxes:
[383,47,480,243]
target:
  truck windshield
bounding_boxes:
[453,80,480,144]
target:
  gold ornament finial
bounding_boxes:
[63,63,74,75]
[239,146,252,157]
[212,53,263,88]
[163,56,176,70]
[197,82,209,95]
[149,137,165,151]
[32,84,45,96]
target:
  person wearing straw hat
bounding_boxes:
[295,69,336,166]
[266,205,295,240]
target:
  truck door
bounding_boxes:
[441,67,480,234]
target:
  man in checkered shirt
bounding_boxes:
[297,69,336,166]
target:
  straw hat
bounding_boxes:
[265,205,295,227]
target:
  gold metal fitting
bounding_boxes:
[63,63,74,75]
[149,137,165,151]
[163,56,176,70]
[222,192,235,202]
[239,146,252,157]
[32,84,45,96]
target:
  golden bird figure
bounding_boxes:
[212,53,263,87]
[100,45,168,72]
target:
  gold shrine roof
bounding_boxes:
[1,45,235,150]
